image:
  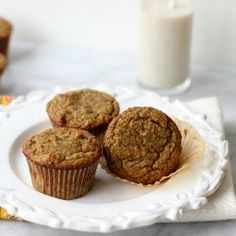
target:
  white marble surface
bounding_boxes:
[0,43,236,235]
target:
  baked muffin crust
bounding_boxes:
[0,18,11,37]
[23,128,100,169]
[46,89,119,131]
[0,18,12,56]
[103,107,182,184]
[0,53,6,74]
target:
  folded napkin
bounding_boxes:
[0,95,235,222]
[179,97,236,221]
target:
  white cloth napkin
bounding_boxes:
[177,97,236,222]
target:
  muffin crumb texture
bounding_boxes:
[46,89,120,131]
[0,18,12,37]
[23,128,100,169]
[103,107,182,185]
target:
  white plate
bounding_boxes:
[0,85,228,232]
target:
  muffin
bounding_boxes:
[0,18,12,57]
[0,53,6,76]
[103,107,182,185]
[46,89,120,137]
[22,128,100,200]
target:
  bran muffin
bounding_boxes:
[103,107,182,185]
[22,128,100,199]
[0,18,12,56]
[46,89,120,137]
[0,53,6,76]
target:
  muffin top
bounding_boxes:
[46,89,120,130]
[103,107,182,185]
[22,128,100,169]
[0,18,12,37]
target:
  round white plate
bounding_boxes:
[0,85,228,232]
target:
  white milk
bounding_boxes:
[139,0,193,90]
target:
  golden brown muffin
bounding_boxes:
[22,128,100,199]
[0,18,12,56]
[103,107,182,185]
[0,53,6,76]
[46,89,120,136]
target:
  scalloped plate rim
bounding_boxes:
[0,84,229,232]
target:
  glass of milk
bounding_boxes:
[139,0,193,95]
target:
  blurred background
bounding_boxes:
[0,0,235,66]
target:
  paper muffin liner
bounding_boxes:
[100,118,205,187]
[27,160,98,200]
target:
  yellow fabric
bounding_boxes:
[0,95,14,106]
[0,95,21,220]
[0,208,20,220]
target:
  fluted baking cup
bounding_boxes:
[100,118,205,187]
[27,160,98,200]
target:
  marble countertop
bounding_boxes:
[0,43,236,236]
